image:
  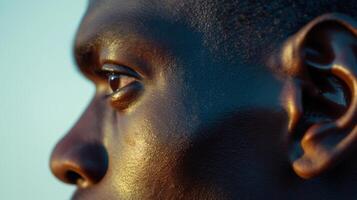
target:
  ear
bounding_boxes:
[280,13,357,179]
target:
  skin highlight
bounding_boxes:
[50,1,357,199]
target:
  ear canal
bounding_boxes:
[281,13,357,179]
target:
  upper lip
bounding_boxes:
[71,189,86,200]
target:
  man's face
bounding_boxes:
[51,0,290,199]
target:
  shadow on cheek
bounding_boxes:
[176,109,290,198]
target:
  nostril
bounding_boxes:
[65,170,84,185]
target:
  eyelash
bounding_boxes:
[94,64,144,110]
[95,70,133,91]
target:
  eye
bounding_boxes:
[98,63,144,110]
[108,73,136,93]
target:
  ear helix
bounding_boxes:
[294,64,357,179]
[279,13,357,179]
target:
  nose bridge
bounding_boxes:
[70,94,107,141]
[50,95,109,188]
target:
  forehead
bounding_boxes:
[78,0,203,54]
[78,0,275,65]
[88,0,216,14]
[76,0,217,63]
[84,0,222,35]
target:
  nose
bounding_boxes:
[50,141,108,188]
[50,98,109,188]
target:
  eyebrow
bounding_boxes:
[74,33,132,74]
[73,7,195,77]
[74,26,166,79]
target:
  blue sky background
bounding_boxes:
[0,1,94,199]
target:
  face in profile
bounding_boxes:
[50,0,357,199]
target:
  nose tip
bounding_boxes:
[50,143,108,188]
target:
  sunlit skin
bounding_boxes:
[50,0,357,199]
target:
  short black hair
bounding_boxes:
[169,0,357,64]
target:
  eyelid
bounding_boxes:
[102,63,142,80]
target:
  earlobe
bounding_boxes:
[280,13,357,179]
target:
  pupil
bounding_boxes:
[109,74,120,92]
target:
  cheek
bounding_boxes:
[102,85,201,197]
[100,65,289,197]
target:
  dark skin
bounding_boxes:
[50,0,357,199]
